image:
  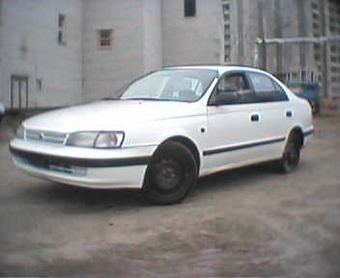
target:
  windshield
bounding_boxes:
[116,69,218,102]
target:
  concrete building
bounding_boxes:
[0,0,339,108]
[82,0,163,101]
[0,0,84,108]
[252,0,340,99]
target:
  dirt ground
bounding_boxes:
[0,115,339,277]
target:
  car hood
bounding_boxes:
[23,100,203,132]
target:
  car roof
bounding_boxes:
[166,65,268,76]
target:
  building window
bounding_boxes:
[58,14,66,45]
[58,14,65,28]
[36,78,43,91]
[222,3,230,10]
[184,0,196,17]
[98,29,113,49]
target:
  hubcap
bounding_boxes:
[154,158,181,191]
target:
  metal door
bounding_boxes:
[11,75,28,109]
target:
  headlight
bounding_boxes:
[94,132,124,148]
[66,132,98,147]
[16,125,25,139]
[66,131,124,148]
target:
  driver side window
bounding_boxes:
[210,73,255,105]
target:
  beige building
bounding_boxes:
[0,0,339,108]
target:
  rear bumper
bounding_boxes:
[302,126,314,147]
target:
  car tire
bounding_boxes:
[276,135,301,173]
[142,141,197,205]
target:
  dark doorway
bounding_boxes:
[11,75,29,109]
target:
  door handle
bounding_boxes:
[286,111,293,117]
[250,114,260,122]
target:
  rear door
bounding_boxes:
[246,72,292,157]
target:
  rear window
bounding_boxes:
[248,73,288,102]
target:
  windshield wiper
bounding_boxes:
[123,97,164,101]
[102,96,120,100]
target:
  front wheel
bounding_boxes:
[142,141,197,205]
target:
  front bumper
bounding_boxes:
[9,138,156,189]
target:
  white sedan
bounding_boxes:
[10,66,313,204]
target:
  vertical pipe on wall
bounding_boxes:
[236,0,245,64]
[257,1,267,70]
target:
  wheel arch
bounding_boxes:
[142,137,199,205]
[157,136,201,173]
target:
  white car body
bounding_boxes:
[10,66,313,203]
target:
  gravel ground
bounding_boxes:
[0,115,339,277]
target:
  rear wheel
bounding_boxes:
[142,141,197,205]
[312,103,320,115]
[277,135,301,173]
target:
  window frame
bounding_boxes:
[184,0,196,17]
[57,13,66,45]
[208,71,289,106]
[208,72,256,106]
[246,72,289,103]
[98,29,113,49]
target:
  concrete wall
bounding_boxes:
[1,0,338,107]
[228,0,260,66]
[0,0,83,108]
[0,0,164,105]
[236,0,316,75]
[143,0,162,74]
[82,0,146,101]
[161,0,223,66]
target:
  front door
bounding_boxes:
[203,72,263,173]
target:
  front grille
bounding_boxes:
[10,147,151,168]
[25,129,67,144]
[11,147,86,176]
[12,147,70,169]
